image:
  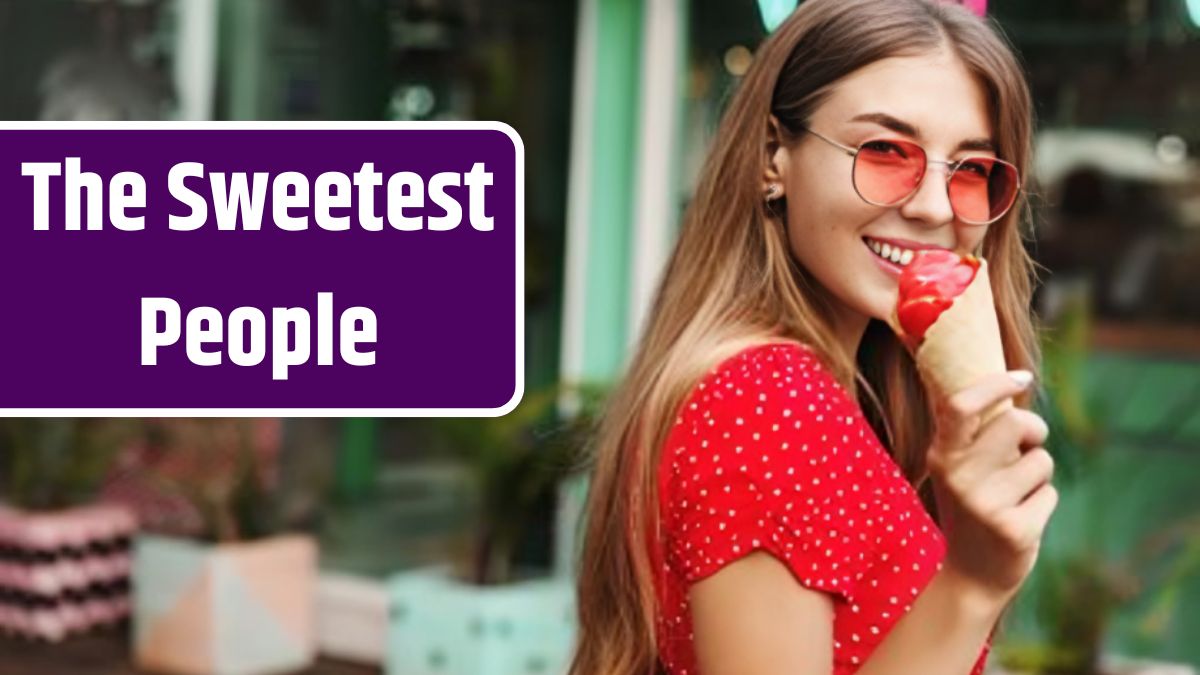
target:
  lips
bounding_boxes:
[863,236,953,269]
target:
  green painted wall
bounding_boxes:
[1004,353,1200,667]
[581,0,644,382]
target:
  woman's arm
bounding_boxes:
[852,564,1001,675]
[690,552,836,675]
[690,554,1002,675]
[688,370,1054,675]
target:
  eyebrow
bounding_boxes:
[849,112,996,154]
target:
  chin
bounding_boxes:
[862,292,896,326]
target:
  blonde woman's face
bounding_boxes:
[773,50,996,335]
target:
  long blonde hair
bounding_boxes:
[569,1,1041,673]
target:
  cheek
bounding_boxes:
[783,185,874,261]
[782,200,836,269]
[784,167,871,240]
[782,199,878,305]
[961,226,990,255]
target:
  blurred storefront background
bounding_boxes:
[0,1,1197,674]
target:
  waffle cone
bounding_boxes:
[909,258,1011,425]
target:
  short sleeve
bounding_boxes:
[662,343,881,604]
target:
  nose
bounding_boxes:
[897,163,955,228]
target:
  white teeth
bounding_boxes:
[866,237,916,267]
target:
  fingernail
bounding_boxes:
[1010,370,1034,388]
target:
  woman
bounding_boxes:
[569,1,1056,674]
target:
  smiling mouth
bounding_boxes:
[863,236,919,267]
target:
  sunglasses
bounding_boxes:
[800,126,1020,225]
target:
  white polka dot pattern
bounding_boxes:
[652,342,992,675]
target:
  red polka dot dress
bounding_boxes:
[653,342,992,675]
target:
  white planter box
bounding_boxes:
[316,571,388,665]
[386,567,576,675]
[132,534,317,675]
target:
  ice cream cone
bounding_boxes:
[905,257,1011,425]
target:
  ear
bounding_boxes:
[763,115,789,199]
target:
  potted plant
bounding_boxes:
[997,522,1200,675]
[993,285,1200,674]
[0,419,139,642]
[127,418,318,675]
[386,383,607,675]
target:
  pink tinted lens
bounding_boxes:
[853,139,926,205]
[947,157,1019,223]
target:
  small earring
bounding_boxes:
[765,184,781,201]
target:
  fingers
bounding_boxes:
[994,482,1060,553]
[976,406,1048,452]
[1018,481,1060,529]
[986,447,1055,508]
[1017,411,1049,449]
[929,407,1049,492]
[933,409,1047,492]
[937,370,1035,449]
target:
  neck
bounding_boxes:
[830,305,871,363]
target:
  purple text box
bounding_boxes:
[0,122,523,416]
